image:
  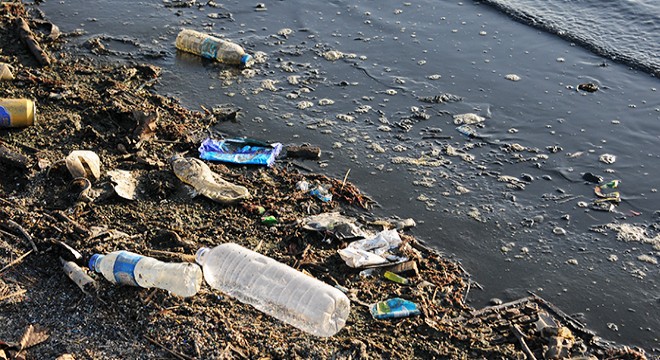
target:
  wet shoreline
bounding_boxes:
[3,0,659,356]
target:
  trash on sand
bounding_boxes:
[65,150,101,180]
[171,155,251,203]
[301,212,366,240]
[61,257,97,294]
[599,153,616,164]
[382,260,419,277]
[370,298,420,320]
[199,138,283,167]
[453,113,485,125]
[89,250,203,297]
[0,98,36,128]
[108,169,138,200]
[309,184,333,202]
[0,63,14,80]
[383,271,410,285]
[261,215,277,225]
[297,180,333,202]
[196,243,350,337]
[175,29,254,67]
[338,229,403,268]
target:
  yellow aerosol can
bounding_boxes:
[0,99,36,128]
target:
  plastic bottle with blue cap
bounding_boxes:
[88,251,203,297]
[175,29,254,68]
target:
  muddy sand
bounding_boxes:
[0,3,652,359]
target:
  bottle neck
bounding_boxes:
[195,247,210,266]
[88,254,104,272]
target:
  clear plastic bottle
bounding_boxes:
[196,243,351,337]
[89,251,203,297]
[175,29,254,68]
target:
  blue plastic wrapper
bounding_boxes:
[370,298,421,320]
[199,138,283,167]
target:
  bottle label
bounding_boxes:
[0,106,10,127]
[200,38,219,60]
[112,251,143,286]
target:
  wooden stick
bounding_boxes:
[144,335,193,360]
[0,249,33,274]
[0,289,27,302]
[340,168,351,192]
[5,219,38,252]
[511,324,537,360]
[16,17,51,66]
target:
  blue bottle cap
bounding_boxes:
[240,54,254,68]
[88,254,103,271]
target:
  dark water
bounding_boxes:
[39,0,659,353]
[482,0,660,77]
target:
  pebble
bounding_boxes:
[505,74,521,81]
[553,227,567,236]
[489,298,503,306]
[567,258,578,265]
[541,175,553,181]
[520,173,534,182]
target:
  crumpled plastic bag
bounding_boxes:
[301,212,365,240]
[338,229,402,268]
[199,138,283,167]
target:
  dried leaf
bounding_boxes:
[19,324,49,351]
[65,150,101,180]
[132,110,158,142]
[107,169,138,200]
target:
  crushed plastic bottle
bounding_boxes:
[196,243,351,337]
[89,251,203,297]
[175,29,254,68]
[370,298,420,320]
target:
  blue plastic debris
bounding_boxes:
[199,138,283,167]
[370,298,421,320]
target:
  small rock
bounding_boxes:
[578,83,598,93]
[599,154,616,164]
[582,172,603,183]
[553,227,567,236]
[489,298,503,306]
[505,74,521,81]
[542,175,553,181]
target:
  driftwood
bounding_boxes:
[16,17,51,66]
[286,144,321,160]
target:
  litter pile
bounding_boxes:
[0,3,651,359]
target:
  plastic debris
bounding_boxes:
[456,124,479,138]
[61,257,97,294]
[338,229,403,268]
[370,298,421,320]
[261,215,277,225]
[577,83,598,93]
[301,212,366,240]
[383,271,410,285]
[65,150,101,180]
[0,63,14,80]
[171,155,251,203]
[309,184,333,202]
[199,138,283,167]
[594,180,621,202]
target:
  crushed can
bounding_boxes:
[0,99,36,128]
